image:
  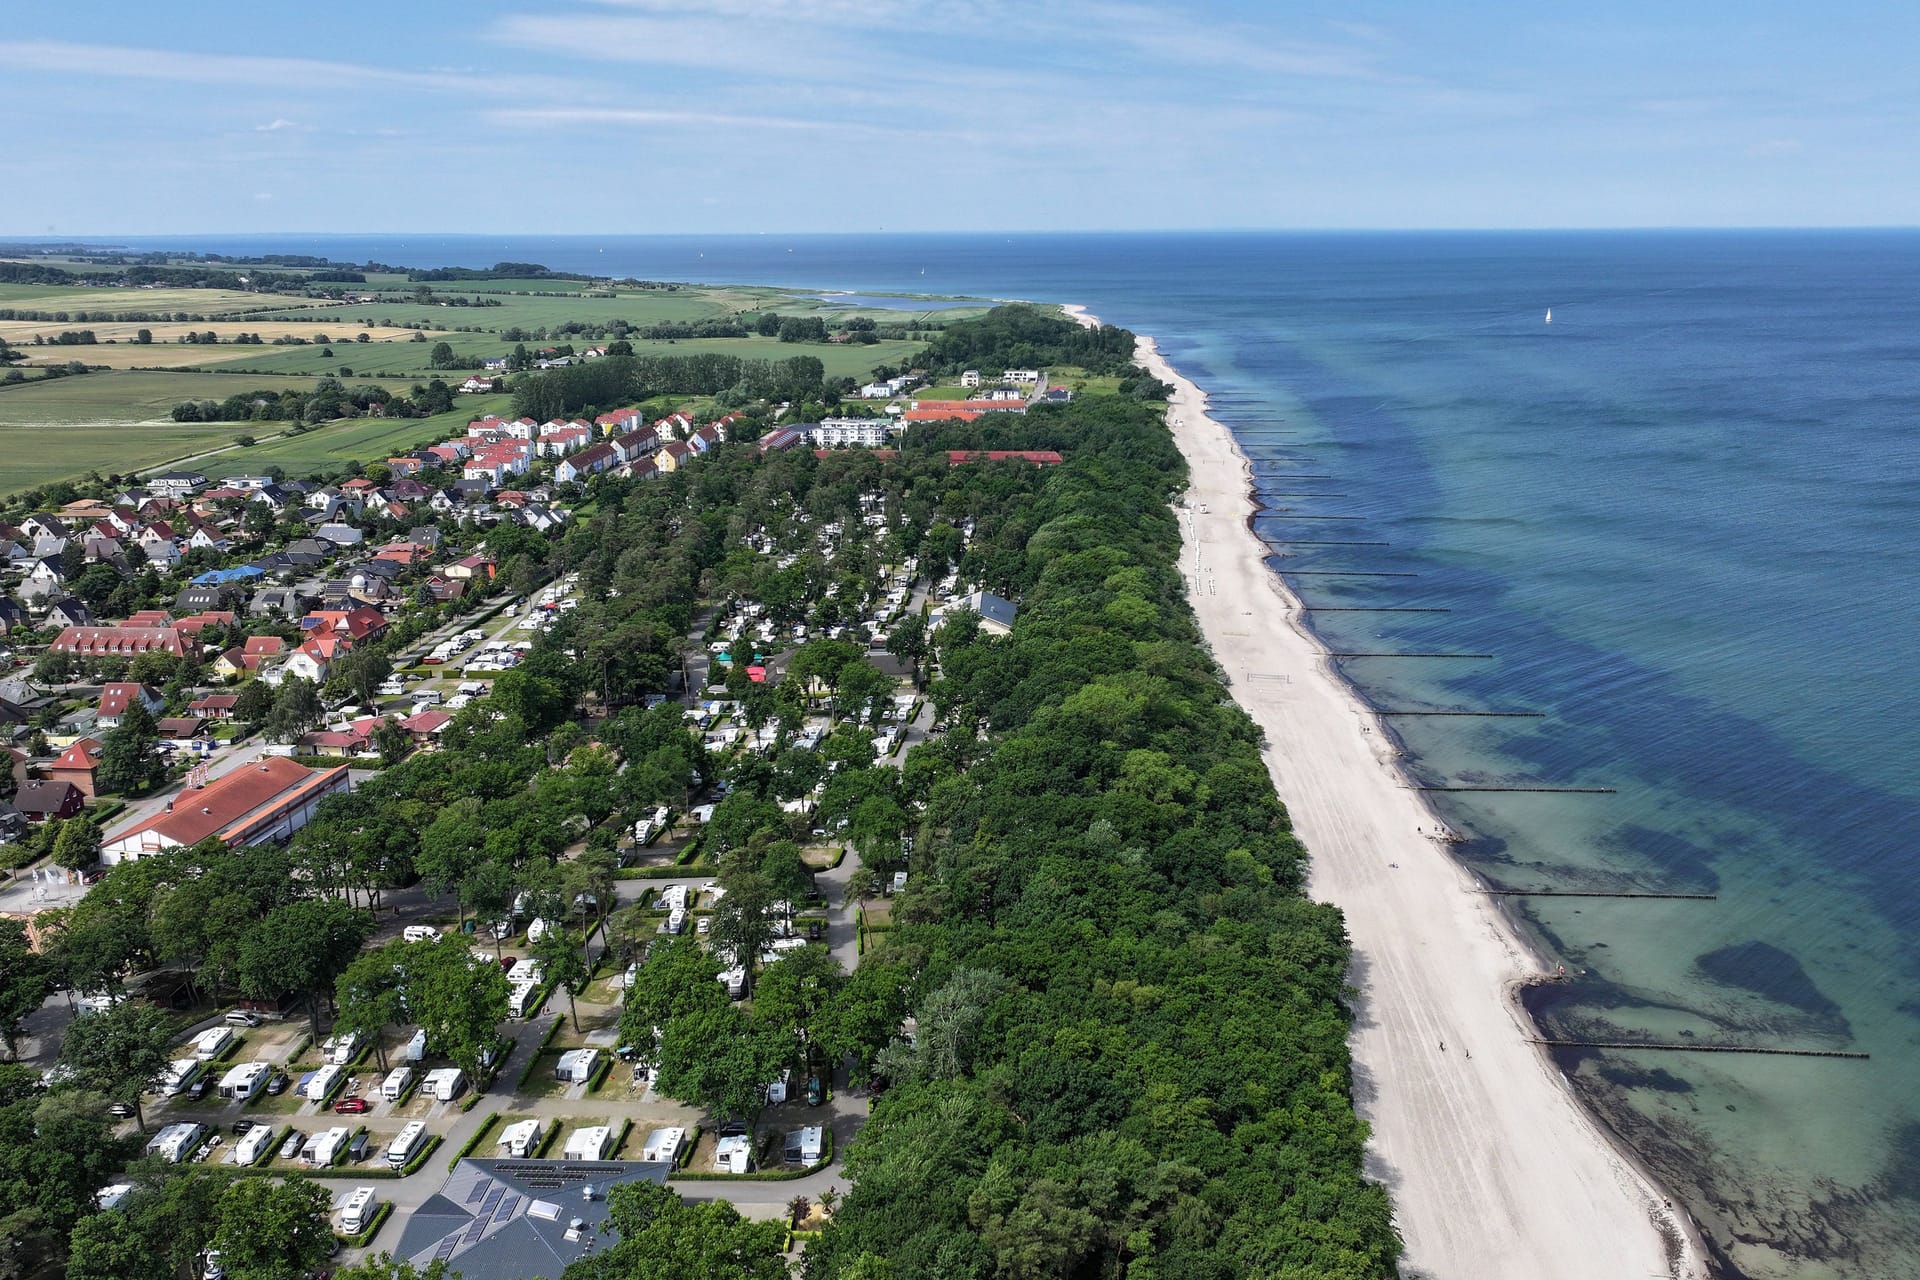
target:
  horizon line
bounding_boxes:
[5,224,1920,243]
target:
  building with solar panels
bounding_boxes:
[393,1158,671,1279]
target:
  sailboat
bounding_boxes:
[1545,308,1553,324]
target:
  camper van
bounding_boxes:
[304,1064,344,1103]
[402,925,441,944]
[422,1068,465,1102]
[380,1066,413,1101]
[338,1186,378,1235]
[507,981,540,1019]
[496,1118,544,1159]
[403,1029,428,1063]
[232,1124,274,1167]
[386,1120,428,1170]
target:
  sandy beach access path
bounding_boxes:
[1061,304,1705,1280]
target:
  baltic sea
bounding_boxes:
[122,228,1920,1277]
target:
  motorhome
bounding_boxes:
[496,1118,544,1159]
[338,1186,378,1235]
[403,1029,428,1062]
[507,981,540,1019]
[402,925,441,944]
[713,1133,753,1174]
[380,1066,414,1101]
[386,1120,428,1169]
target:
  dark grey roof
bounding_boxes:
[394,1159,670,1280]
[967,590,1018,631]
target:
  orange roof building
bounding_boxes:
[100,758,350,864]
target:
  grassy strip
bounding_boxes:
[531,1120,563,1159]
[334,1200,393,1249]
[514,1018,564,1091]
[584,1053,615,1094]
[609,1117,633,1158]
[615,864,715,880]
[450,1113,500,1170]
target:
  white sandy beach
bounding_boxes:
[1063,304,1706,1280]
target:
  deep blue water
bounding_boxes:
[92,230,1920,1275]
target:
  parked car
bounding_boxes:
[231,1119,255,1135]
[346,1131,371,1162]
[500,955,518,972]
[223,1010,261,1027]
[806,921,824,942]
[278,1130,305,1160]
[806,1076,825,1106]
[265,1072,290,1096]
[108,1101,136,1118]
[334,1096,370,1114]
[188,1077,213,1101]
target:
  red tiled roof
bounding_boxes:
[53,626,187,657]
[104,758,349,849]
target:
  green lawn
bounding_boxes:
[240,395,514,477]
[0,283,335,316]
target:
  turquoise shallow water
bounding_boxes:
[108,229,1920,1275]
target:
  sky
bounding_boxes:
[5,0,1917,236]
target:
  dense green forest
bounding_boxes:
[914,303,1139,376]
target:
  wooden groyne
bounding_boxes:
[1530,1038,1868,1061]
[1271,514,1366,520]
[1264,492,1350,497]
[1330,651,1493,659]
[1282,570,1419,577]
[1378,709,1541,716]
[1271,540,1389,546]
[1256,473,1334,479]
[1304,606,1452,613]
[1484,889,1715,900]
[1417,784,1616,793]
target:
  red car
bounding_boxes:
[333,1096,370,1114]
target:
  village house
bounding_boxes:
[46,737,102,799]
[96,683,165,729]
[15,780,85,823]
[52,624,189,658]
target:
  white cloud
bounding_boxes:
[255,118,300,132]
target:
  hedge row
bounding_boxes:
[451,1113,500,1169]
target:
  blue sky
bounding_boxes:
[5,0,1916,235]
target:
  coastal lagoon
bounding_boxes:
[120,229,1920,1276]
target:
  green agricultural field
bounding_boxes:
[238,395,515,477]
[193,334,922,383]
[0,283,333,317]
[0,417,237,492]
[0,369,417,495]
